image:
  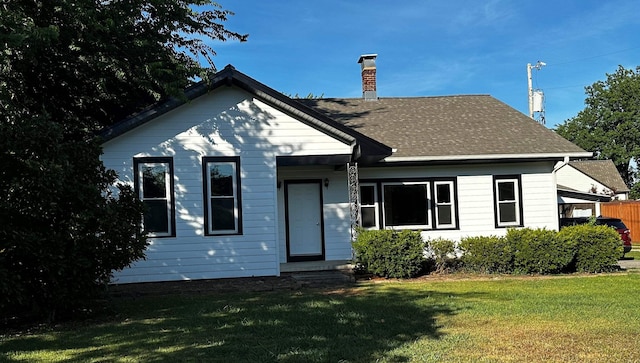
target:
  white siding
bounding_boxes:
[102,87,351,283]
[358,161,558,242]
[556,165,611,196]
[522,172,559,230]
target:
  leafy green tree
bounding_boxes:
[555,65,640,186]
[0,0,246,321]
[629,182,640,200]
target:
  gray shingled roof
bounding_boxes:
[298,96,589,160]
[568,160,630,193]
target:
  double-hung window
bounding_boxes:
[382,182,431,229]
[203,157,242,235]
[434,181,456,229]
[359,184,379,229]
[494,175,523,227]
[134,157,175,237]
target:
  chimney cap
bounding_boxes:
[358,54,378,63]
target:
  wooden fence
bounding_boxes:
[601,201,640,243]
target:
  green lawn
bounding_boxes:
[625,250,640,260]
[2,273,640,362]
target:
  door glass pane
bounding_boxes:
[211,197,235,230]
[210,164,234,197]
[436,183,451,203]
[498,182,515,201]
[361,206,376,228]
[142,165,167,198]
[499,202,517,223]
[144,200,169,233]
[384,184,428,226]
[437,205,452,225]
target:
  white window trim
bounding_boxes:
[434,180,456,229]
[203,157,241,236]
[495,177,521,227]
[382,181,432,230]
[359,183,379,230]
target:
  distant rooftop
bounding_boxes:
[568,160,629,193]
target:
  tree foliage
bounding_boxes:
[0,0,246,321]
[555,65,640,186]
[2,0,247,128]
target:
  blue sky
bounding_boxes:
[209,0,640,129]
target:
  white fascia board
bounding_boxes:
[381,151,593,163]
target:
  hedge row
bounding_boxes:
[461,225,622,274]
[352,229,425,278]
[352,225,622,278]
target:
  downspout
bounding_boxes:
[553,156,570,173]
[553,156,570,226]
[350,142,361,163]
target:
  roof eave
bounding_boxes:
[557,186,613,202]
[376,152,594,165]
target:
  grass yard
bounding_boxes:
[625,250,640,260]
[2,273,640,362]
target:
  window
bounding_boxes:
[359,184,379,229]
[494,176,523,227]
[203,157,242,235]
[434,181,456,228]
[359,179,458,230]
[134,158,175,237]
[382,182,431,229]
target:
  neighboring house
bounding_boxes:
[100,54,591,284]
[556,159,630,218]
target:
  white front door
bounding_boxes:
[285,181,325,262]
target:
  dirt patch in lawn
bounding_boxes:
[108,271,357,298]
[108,268,635,298]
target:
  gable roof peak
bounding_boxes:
[99,65,392,162]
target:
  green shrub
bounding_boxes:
[507,228,574,274]
[459,235,513,273]
[352,229,426,278]
[558,224,622,273]
[426,238,458,273]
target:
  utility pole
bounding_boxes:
[527,61,546,122]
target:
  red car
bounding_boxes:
[560,216,632,254]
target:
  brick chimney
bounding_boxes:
[358,54,378,101]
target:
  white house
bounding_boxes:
[556,159,630,217]
[100,55,591,284]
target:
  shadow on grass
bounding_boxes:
[1,286,480,362]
